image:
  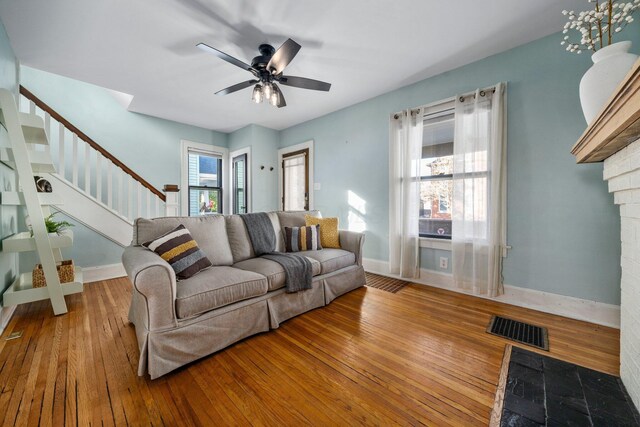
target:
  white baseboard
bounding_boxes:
[0,305,16,337]
[82,263,127,283]
[363,258,621,329]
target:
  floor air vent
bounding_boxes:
[487,316,549,351]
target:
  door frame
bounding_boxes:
[278,140,314,211]
[229,146,251,214]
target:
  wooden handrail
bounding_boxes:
[19,85,166,202]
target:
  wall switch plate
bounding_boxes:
[314,183,321,190]
[439,257,448,269]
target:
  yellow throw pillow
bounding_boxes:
[305,215,340,248]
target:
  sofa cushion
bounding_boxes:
[134,216,234,266]
[226,213,285,262]
[142,224,212,280]
[276,210,321,229]
[225,215,255,263]
[267,212,286,253]
[298,249,356,275]
[234,256,321,291]
[175,266,268,318]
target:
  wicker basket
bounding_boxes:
[32,260,75,288]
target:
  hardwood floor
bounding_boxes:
[0,277,619,426]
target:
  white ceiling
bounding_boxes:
[0,0,587,133]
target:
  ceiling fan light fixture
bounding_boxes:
[252,84,263,103]
[198,38,330,108]
[263,82,273,100]
[269,91,279,106]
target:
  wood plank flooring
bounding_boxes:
[0,277,619,426]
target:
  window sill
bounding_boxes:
[419,237,452,250]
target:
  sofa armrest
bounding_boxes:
[339,230,365,266]
[122,245,178,331]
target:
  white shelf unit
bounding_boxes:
[17,112,48,145]
[0,191,63,206]
[0,88,83,315]
[2,229,73,253]
[0,147,56,173]
[2,267,83,307]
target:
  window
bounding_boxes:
[420,107,454,239]
[187,150,222,216]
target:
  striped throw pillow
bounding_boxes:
[142,224,212,280]
[284,225,322,252]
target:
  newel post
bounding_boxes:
[163,184,180,217]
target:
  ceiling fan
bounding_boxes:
[196,38,331,108]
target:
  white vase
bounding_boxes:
[580,41,638,124]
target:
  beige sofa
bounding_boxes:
[122,210,366,379]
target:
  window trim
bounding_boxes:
[229,146,251,214]
[419,237,452,250]
[180,140,229,216]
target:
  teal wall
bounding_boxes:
[18,67,230,270]
[280,30,639,305]
[20,67,228,191]
[19,212,124,273]
[6,26,634,305]
[0,19,19,317]
[229,124,279,212]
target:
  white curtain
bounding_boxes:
[389,108,424,278]
[452,83,506,297]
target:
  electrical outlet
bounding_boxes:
[439,257,448,269]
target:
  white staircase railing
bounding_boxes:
[18,86,166,224]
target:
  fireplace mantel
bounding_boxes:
[572,58,640,163]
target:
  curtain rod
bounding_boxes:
[392,83,503,119]
[458,87,496,103]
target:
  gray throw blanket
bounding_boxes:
[240,213,312,293]
[240,212,276,255]
[263,253,312,293]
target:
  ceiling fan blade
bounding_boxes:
[279,76,331,92]
[267,38,301,75]
[215,79,259,96]
[197,43,257,75]
[272,83,287,108]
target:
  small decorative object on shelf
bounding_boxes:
[34,175,52,192]
[32,260,75,288]
[561,0,640,123]
[28,212,74,237]
[44,212,73,235]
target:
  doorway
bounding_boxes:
[278,141,314,211]
[232,153,248,214]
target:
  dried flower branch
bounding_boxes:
[561,0,640,54]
